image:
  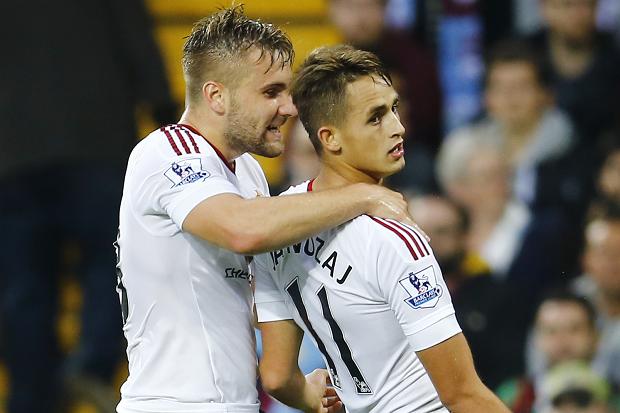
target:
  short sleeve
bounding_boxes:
[133,147,241,229]
[370,218,462,351]
[253,253,293,322]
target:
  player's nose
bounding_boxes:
[393,115,405,138]
[279,93,298,118]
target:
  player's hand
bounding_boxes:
[305,369,343,413]
[355,184,430,241]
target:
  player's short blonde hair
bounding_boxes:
[182,6,294,103]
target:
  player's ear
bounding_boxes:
[318,126,341,154]
[202,81,226,115]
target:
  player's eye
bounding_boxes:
[369,113,382,125]
[264,88,279,98]
[391,102,399,113]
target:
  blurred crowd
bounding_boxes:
[271,1,620,413]
[1,0,620,412]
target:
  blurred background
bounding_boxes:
[1,0,620,412]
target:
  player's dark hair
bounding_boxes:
[182,5,294,102]
[538,289,598,328]
[291,44,392,155]
[485,38,552,89]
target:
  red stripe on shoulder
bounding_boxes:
[174,129,191,154]
[184,130,200,153]
[161,127,182,156]
[384,218,429,257]
[369,216,419,260]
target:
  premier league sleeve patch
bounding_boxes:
[398,266,443,309]
[164,158,211,188]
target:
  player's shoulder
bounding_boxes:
[359,216,433,262]
[140,124,208,158]
[129,124,228,175]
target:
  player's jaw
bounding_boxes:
[255,114,289,157]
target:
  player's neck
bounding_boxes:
[311,160,383,192]
[179,108,238,161]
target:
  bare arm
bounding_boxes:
[417,333,511,413]
[184,183,411,254]
[259,320,342,413]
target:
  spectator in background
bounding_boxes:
[541,361,617,413]
[483,39,592,215]
[438,40,592,281]
[588,145,620,219]
[437,132,573,285]
[409,195,532,389]
[437,135,528,279]
[0,0,177,412]
[328,0,442,192]
[573,213,620,387]
[498,291,601,413]
[528,0,620,152]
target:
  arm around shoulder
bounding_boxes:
[417,333,512,413]
[183,183,412,255]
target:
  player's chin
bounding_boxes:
[386,156,405,174]
[253,141,285,158]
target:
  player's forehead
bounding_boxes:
[238,47,293,90]
[344,75,396,116]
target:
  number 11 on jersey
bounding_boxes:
[286,278,372,395]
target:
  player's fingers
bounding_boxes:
[322,395,340,407]
[323,387,338,397]
[326,401,343,413]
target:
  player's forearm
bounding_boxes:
[442,387,511,413]
[227,184,372,254]
[261,369,317,413]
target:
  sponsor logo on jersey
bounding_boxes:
[399,266,443,309]
[164,158,210,187]
[225,267,252,282]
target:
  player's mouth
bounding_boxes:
[388,141,404,159]
[266,124,282,139]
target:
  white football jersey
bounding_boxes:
[255,181,461,413]
[116,124,268,413]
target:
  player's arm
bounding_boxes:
[259,320,342,413]
[373,221,509,412]
[417,333,511,413]
[184,184,412,254]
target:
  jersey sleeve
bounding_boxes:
[253,253,293,322]
[369,218,462,351]
[131,140,241,229]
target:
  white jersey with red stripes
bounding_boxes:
[254,180,461,413]
[116,124,267,413]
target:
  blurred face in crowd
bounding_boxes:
[597,150,620,204]
[485,61,551,132]
[541,0,598,44]
[326,75,405,182]
[584,220,620,299]
[408,197,466,276]
[535,300,598,367]
[224,48,297,158]
[329,0,386,48]
[448,147,511,213]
